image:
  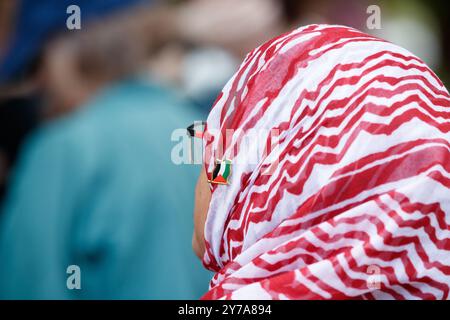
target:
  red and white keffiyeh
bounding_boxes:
[201,25,450,299]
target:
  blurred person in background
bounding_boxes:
[148,0,285,114]
[0,0,211,299]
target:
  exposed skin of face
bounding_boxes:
[192,169,212,259]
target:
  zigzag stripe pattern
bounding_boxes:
[201,25,450,300]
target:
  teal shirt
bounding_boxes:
[0,80,211,299]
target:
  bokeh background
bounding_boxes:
[0,0,448,299]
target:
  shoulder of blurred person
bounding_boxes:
[0,77,211,299]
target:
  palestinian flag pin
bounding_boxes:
[209,159,232,185]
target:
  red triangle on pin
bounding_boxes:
[211,176,227,184]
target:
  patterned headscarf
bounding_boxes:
[201,25,450,300]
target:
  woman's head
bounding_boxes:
[195,24,450,299]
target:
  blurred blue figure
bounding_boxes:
[0,0,211,299]
[0,80,210,299]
